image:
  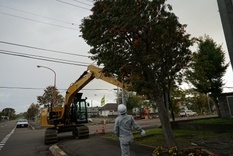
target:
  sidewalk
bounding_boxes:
[28,120,155,156]
[28,120,44,130]
[57,134,154,156]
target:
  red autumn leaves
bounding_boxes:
[108,27,142,48]
[119,64,136,77]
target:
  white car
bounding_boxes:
[16,119,29,128]
[179,110,197,117]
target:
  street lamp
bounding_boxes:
[37,65,57,107]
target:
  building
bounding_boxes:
[212,92,233,118]
[87,106,100,117]
[99,103,118,117]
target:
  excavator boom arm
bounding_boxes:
[62,65,129,119]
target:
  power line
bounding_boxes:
[0,4,79,26]
[0,49,90,65]
[72,0,93,6]
[0,49,90,66]
[0,86,109,91]
[0,40,89,58]
[0,86,48,90]
[56,0,90,10]
[0,11,78,31]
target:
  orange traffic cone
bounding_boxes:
[101,124,105,134]
[95,124,99,133]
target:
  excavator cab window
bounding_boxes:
[69,93,88,124]
[76,100,88,123]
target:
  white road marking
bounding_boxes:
[0,128,15,151]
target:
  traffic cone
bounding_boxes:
[101,124,105,134]
[95,124,99,133]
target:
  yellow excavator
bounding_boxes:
[40,65,129,144]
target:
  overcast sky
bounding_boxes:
[0,0,232,114]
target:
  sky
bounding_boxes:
[0,0,232,114]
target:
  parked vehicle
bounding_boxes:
[16,119,29,128]
[179,110,197,117]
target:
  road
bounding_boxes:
[0,115,217,156]
[0,120,53,156]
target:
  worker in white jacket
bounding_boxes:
[114,104,146,156]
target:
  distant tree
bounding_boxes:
[37,86,64,107]
[189,90,214,114]
[2,108,15,120]
[170,87,184,115]
[126,92,147,114]
[126,93,138,114]
[80,0,194,148]
[0,111,3,121]
[187,35,228,116]
[23,112,27,118]
[26,103,40,120]
[170,88,194,112]
[0,111,5,117]
[115,90,143,114]
[16,112,26,119]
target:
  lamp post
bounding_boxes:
[37,65,57,107]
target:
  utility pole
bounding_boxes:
[117,87,119,105]
[122,89,126,105]
[217,0,233,69]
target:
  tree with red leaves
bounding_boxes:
[80,0,194,148]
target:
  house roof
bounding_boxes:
[100,103,117,111]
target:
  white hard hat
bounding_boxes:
[118,104,126,115]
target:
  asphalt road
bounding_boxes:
[0,120,53,156]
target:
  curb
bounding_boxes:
[29,124,35,130]
[49,145,68,156]
[28,124,69,156]
[49,132,109,156]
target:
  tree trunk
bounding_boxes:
[155,95,177,148]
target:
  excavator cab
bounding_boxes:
[69,93,89,124]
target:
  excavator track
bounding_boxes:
[72,125,89,139]
[44,128,58,145]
